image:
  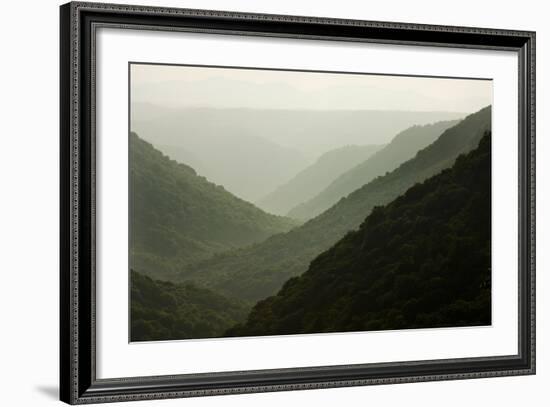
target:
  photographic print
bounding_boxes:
[60,5,535,402]
[129,63,492,342]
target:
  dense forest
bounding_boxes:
[257,144,383,216]
[129,103,491,342]
[228,133,491,336]
[287,119,459,220]
[130,133,297,280]
[131,270,249,341]
[178,107,491,302]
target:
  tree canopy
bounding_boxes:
[228,133,491,336]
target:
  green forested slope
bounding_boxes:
[257,144,383,216]
[287,119,459,220]
[130,133,298,280]
[229,133,491,336]
[131,270,249,341]
[181,107,491,302]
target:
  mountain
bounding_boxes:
[148,132,308,203]
[131,270,249,341]
[130,133,298,280]
[287,119,459,220]
[228,132,491,337]
[180,107,491,302]
[256,144,383,216]
[132,105,466,202]
[132,104,466,157]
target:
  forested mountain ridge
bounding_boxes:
[131,270,249,341]
[130,133,298,280]
[180,106,491,302]
[228,132,492,337]
[287,119,459,220]
[257,144,383,216]
[132,106,466,200]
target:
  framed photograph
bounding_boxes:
[60,1,536,404]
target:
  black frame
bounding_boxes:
[60,1,536,404]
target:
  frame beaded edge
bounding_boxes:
[62,2,536,404]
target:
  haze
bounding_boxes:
[132,63,492,112]
[130,63,492,203]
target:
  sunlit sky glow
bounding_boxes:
[131,63,493,113]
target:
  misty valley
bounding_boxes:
[130,103,492,342]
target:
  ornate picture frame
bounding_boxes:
[60,2,535,404]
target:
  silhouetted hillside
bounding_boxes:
[149,132,307,203]
[131,270,249,341]
[229,133,491,336]
[181,107,491,302]
[130,133,298,280]
[288,119,459,220]
[132,105,466,200]
[257,144,383,215]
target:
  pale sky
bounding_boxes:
[131,63,492,113]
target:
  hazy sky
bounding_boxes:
[131,63,492,113]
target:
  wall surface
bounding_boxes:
[0,0,547,406]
